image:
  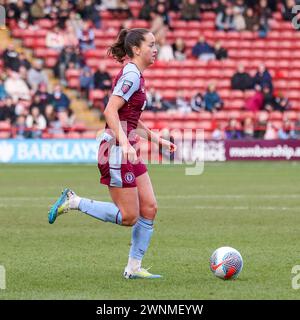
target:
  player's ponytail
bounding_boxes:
[108,28,150,64]
[108,29,128,63]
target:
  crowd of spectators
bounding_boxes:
[0,43,73,138]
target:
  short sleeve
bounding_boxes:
[112,71,140,101]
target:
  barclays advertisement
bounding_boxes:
[0,139,99,163]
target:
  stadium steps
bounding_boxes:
[0,29,11,49]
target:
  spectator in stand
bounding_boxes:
[17,11,30,30]
[213,41,228,60]
[180,0,201,21]
[256,0,272,38]
[233,6,246,31]
[282,0,297,21]
[63,24,79,48]
[43,0,59,20]
[243,117,255,139]
[30,0,45,20]
[157,38,174,62]
[262,85,275,111]
[231,64,253,91]
[79,65,94,99]
[46,26,65,51]
[215,6,236,31]
[54,46,83,86]
[278,120,297,139]
[172,38,186,61]
[253,63,273,91]
[44,104,64,135]
[245,85,264,112]
[30,94,45,115]
[226,118,243,139]
[2,44,19,72]
[78,0,102,29]
[14,97,31,118]
[215,0,228,14]
[203,83,223,112]
[0,79,8,101]
[35,82,51,110]
[4,70,31,103]
[6,0,30,22]
[50,84,70,112]
[191,36,215,61]
[18,52,31,71]
[190,92,205,112]
[211,123,225,140]
[76,21,95,52]
[1,97,16,123]
[264,121,277,139]
[93,63,112,90]
[139,0,157,21]
[66,11,83,35]
[175,90,191,113]
[199,0,215,12]
[146,88,171,112]
[27,60,48,92]
[295,113,300,139]
[254,111,268,139]
[244,7,260,31]
[15,115,29,139]
[103,0,133,19]
[56,0,70,29]
[234,0,247,14]
[0,99,14,122]
[150,4,170,46]
[273,93,291,112]
[26,106,47,138]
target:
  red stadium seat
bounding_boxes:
[269,111,283,120]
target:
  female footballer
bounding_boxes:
[48,28,176,279]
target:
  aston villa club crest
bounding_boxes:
[124,172,135,183]
[121,80,133,94]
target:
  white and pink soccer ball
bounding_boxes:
[210,246,243,280]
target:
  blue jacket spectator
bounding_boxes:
[0,79,8,100]
[50,85,70,112]
[253,64,273,91]
[192,36,214,59]
[204,84,223,112]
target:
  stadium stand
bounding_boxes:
[1,0,300,139]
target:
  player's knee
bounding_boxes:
[141,201,158,220]
[122,211,138,226]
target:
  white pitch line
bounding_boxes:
[0,194,299,201]
[159,205,300,211]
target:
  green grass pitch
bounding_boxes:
[0,162,299,299]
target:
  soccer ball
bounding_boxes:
[210,246,243,280]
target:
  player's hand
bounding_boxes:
[159,138,177,153]
[122,143,138,163]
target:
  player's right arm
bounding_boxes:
[103,95,138,163]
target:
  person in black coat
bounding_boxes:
[231,64,253,91]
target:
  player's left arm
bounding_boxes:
[136,120,177,153]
